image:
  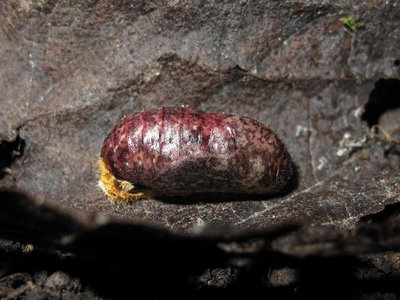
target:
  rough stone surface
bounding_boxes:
[0,0,398,233]
[0,0,400,298]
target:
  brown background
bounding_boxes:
[0,1,399,299]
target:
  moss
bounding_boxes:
[339,16,359,32]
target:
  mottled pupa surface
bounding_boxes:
[99,107,292,201]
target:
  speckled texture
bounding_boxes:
[101,107,292,196]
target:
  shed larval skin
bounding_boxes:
[99,107,292,202]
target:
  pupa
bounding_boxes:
[98,107,293,202]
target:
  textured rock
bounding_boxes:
[0,0,399,235]
[1,1,399,298]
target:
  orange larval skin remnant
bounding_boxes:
[98,107,293,202]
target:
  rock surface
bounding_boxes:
[0,0,399,298]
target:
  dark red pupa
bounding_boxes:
[98,107,292,202]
